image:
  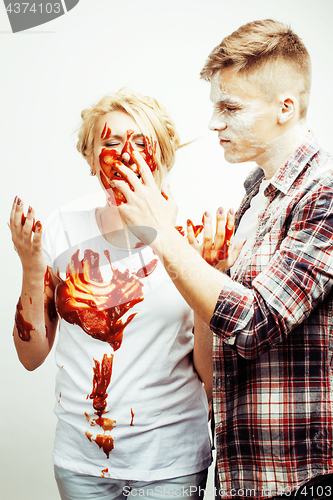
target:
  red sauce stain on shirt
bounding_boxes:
[90,354,114,416]
[135,259,158,278]
[130,408,135,426]
[101,468,109,478]
[55,249,144,351]
[56,247,158,458]
[94,434,115,459]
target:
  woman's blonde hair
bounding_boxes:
[77,89,180,187]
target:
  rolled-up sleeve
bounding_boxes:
[210,185,333,359]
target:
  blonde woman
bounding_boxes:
[10,89,212,500]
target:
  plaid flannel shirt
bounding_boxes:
[210,132,333,498]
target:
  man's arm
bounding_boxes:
[112,153,333,360]
[112,153,231,325]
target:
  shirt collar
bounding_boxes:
[243,131,320,198]
[268,130,320,195]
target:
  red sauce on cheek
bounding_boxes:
[15,297,35,341]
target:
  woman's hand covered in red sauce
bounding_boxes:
[9,197,46,278]
[187,207,246,273]
[109,150,178,243]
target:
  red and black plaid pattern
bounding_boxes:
[210,132,333,498]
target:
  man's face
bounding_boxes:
[209,67,281,165]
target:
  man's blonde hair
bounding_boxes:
[77,89,180,187]
[200,19,312,118]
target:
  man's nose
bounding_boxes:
[209,113,227,131]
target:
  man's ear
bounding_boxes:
[277,96,297,124]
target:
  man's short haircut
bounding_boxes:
[200,19,312,118]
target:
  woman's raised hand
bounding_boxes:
[187,207,246,273]
[9,197,46,278]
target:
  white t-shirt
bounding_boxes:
[42,208,212,481]
[230,179,270,277]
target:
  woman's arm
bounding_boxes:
[193,312,213,405]
[10,197,59,371]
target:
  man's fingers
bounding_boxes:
[110,178,133,201]
[161,182,173,202]
[202,211,213,251]
[132,150,156,187]
[111,163,142,191]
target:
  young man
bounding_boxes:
[113,20,333,499]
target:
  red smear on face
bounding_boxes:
[55,249,144,351]
[101,123,112,140]
[99,125,158,206]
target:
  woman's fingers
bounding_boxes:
[187,220,201,252]
[214,207,226,249]
[225,208,235,247]
[32,221,43,251]
[22,206,36,242]
[11,197,24,231]
[202,211,213,251]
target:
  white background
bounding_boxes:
[1,1,333,499]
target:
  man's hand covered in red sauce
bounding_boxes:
[187,208,246,272]
[109,149,178,241]
[99,125,158,207]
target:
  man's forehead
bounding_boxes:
[209,69,261,104]
[210,74,239,104]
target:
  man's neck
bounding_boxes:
[256,120,308,180]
